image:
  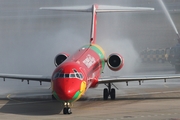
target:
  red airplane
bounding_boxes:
[1,4,180,115]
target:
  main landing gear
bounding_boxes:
[103,83,116,100]
[63,102,72,114]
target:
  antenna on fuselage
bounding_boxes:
[40,4,154,44]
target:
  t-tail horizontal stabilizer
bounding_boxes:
[40,4,154,44]
[40,5,154,12]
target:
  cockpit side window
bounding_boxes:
[73,69,84,79]
[73,69,78,73]
[55,73,59,78]
[59,74,64,78]
[79,74,83,79]
[76,73,80,79]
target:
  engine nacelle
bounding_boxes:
[54,53,69,67]
[107,53,124,71]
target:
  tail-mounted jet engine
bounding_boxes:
[54,53,69,67]
[107,53,124,71]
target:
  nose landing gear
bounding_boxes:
[63,102,72,114]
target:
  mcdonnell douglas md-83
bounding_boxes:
[0,4,180,114]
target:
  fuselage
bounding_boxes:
[51,44,105,103]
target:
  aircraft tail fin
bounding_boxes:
[40,5,154,44]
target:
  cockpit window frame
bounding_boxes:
[53,68,84,80]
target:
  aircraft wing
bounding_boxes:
[0,73,51,83]
[98,74,180,84]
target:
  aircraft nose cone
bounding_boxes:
[54,78,80,101]
[60,87,75,100]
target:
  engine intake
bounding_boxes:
[107,53,124,71]
[54,53,69,67]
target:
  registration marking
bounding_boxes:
[83,54,96,68]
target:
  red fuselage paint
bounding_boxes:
[51,44,105,103]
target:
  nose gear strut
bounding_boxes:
[63,102,72,114]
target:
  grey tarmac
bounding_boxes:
[0,84,180,120]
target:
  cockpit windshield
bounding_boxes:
[53,69,83,80]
